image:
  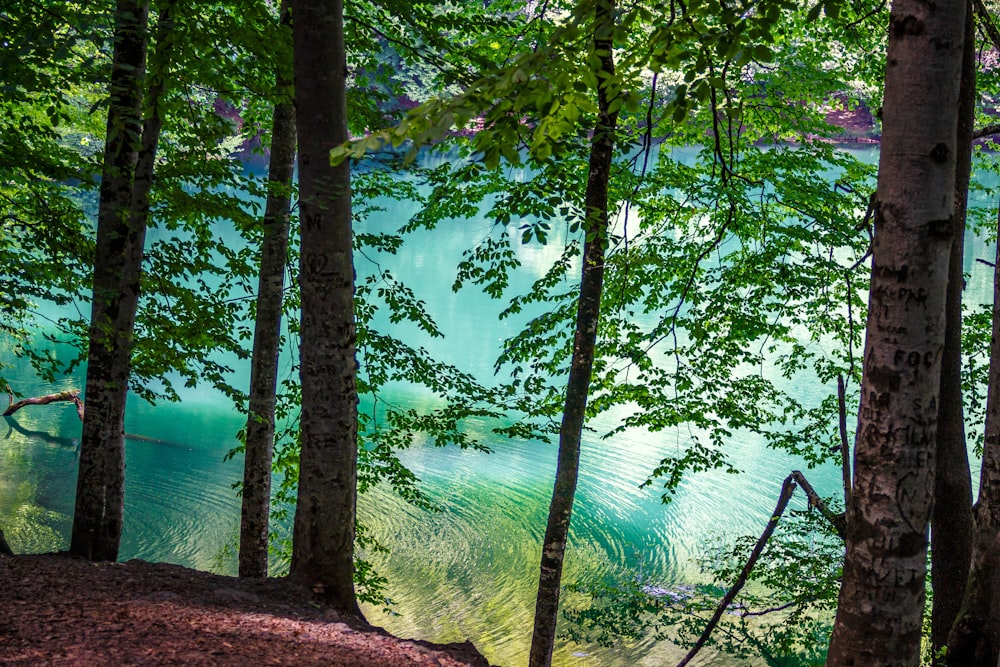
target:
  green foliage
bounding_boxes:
[9,0,996,660]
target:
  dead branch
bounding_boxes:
[675,474,798,667]
[675,469,847,667]
[791,470,847,539]
[3,388,82,418]
[738,600,800,618]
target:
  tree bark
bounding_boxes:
[70,0,150,562]
[931,4,975,655]
[239,0,295,580]
[71,1,175,562]
[0,526,13,556]
[527,3,618,665]
[825,1,967,665]
[946,206,1000,666]
[289,0,361,616]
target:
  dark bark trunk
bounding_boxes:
[825,1,967,665]
[527,3,618,665]
[239,1,295,580]
[0,527,13,556]
[289,0,361,616]
[931,5,975,655]
[70,0,150,562]
[946,206,1000,666]
[71,1,174,562]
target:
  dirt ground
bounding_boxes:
[0,553,494,667]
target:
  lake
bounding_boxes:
[1,145,995,666]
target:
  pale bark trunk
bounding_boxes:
[527,2,617,665]
[71,0,150,562]
[289,0,361,616]
[825,1,967,665]
[239,0,295,580]
[931,5,975,654]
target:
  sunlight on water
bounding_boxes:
[3,146,998,665]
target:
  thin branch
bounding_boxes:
[975,0,1000,53]
[972,124,1000,140]
[837,374,853,522]
[674,469,847,667]
[675,473,798,667]
[791,470,846,539]
[739,599,801,618]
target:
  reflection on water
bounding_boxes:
[4,147,997,666]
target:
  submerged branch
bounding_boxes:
[4,386,184,447]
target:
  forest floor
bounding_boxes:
[0,553,494,667]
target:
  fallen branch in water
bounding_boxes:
[3,386,185,448]
[4,386,84,421]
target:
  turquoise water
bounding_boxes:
[2,146,996,666]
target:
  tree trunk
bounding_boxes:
[946,206,1000,666]
[931,4,975,655]
[289,0,361,616]
[825,1,967,665]
[0,527,13,556]
[527,2,618,665]
[70,0,151,562]
[239,0,295,580]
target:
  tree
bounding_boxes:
[825,0,968,663]
[931,3,976,653]
[238,0,296,580]
[72,0,177,561]
[528,1,618,664]
[289,0,362,615]
[947,210,1000,666]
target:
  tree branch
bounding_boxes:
[3,387,82,418]
[972,124,1000,140]
[791,470,846,539]
[975,0,1000,54]
[837,374,853,524]
[674,469,847,667]
[675,474,798,667]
